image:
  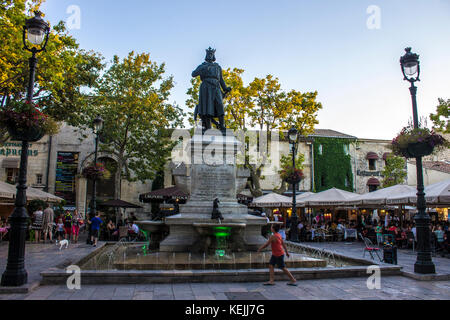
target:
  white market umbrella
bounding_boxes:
[387,179,450,205]
[295,192,315,207]
[26,187,64,203]
[0,180,63,203]
[0,181,16,199]
[346,184,417,206]
[301,188,359,207]
[251,193,292,208]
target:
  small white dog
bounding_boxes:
[56,239,69,250]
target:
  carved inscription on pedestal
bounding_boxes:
[191,165,236,201]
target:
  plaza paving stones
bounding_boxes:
[302,241,450,279]
[0,238,449,300]
[0,276,447,300]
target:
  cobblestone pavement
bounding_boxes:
[0,276,449,300]
[302,241,450,276]
[1,237,449,300]
[0,233,99,285]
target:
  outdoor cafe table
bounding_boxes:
[344,228,357,240]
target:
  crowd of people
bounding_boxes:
[265,210,450,256]
[0,204,144,245]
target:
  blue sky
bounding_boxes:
[40,0,450,140]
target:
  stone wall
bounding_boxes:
[0,123,153,217]
[353,139,393,194]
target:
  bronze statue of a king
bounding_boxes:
[192,47,231,133]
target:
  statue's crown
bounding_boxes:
[206,47,216,55]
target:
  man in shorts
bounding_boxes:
[258,223,297,286]
[42,204,54,243]
[89,212,103,247]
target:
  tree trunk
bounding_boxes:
[247,165,263,197]
[274,181,288,195]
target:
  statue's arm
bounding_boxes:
[192,63,206,78]
[219,66,231,93]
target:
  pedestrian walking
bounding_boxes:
[42,203,55,243]
[89,212,103,247]
[55,218,65,241]
[63,211,73,240]
[72,210,82,243]
[31,206,44,243]
[257,223,297,286]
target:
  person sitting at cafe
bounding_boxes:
[128,221,140,240]
[107,220,117,241]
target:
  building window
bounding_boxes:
[36,174,43,185]
[318,145,323,155]
[6,168,19,184]
[369,159,377,171]
[343,144,349,156]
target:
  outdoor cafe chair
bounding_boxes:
[359,233,382,262]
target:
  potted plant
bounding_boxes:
[82,163,111,180]
[280,167,304,185]
[391,125,448,159]
[0,100,59,142]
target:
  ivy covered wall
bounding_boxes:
[313,137,355,192]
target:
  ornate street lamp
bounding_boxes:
[400,47,435,274]
[1,11,50,287]
[288,127,299,242]
[86,116,103,244]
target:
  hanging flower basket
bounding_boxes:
[82,163,111,180]
[281,168,304,185]
[5,120,44,142]
[391,125,448,159]
[0,101,59,142]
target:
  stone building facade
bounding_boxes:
[0,123,152,217]
[4,125,444,219]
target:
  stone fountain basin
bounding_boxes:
[193,222,246,236]
[136,221,166,233]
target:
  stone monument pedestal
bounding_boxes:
[159,131,267,253]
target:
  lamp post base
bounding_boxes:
[1,211,29,287]
[1,270,28,287]
[414,262,436,274]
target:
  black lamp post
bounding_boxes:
[400,47,435,274]
[288,127,299,242]
[1,11,50,287]
[86,116,103,244]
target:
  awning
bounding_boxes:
[367,178,380,186]
[366,152,379,160]
[99,199,143,209]
[2,158,20,169]
[250,193,292,208]
[298,188,359,207]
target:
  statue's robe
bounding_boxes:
[192,62,228,118]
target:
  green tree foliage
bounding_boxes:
[314,137,354,193]
[81,52,184,198]
[0,0,104,142]
[430,98,450,133]
[381,155,407,188]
